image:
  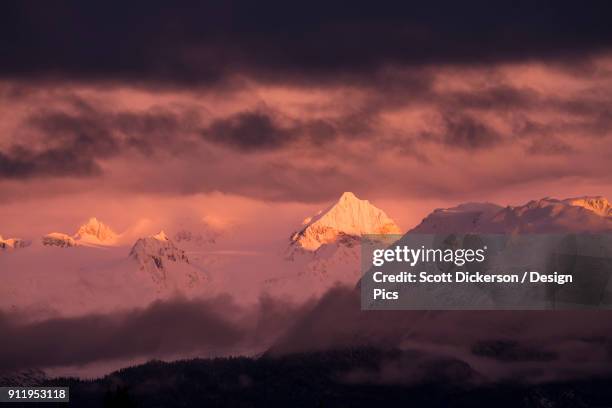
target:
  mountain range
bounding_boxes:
[3,192,612,382]
[411,196,612,233]
[2,193,612,315]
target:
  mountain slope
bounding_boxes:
[41,232,77,247]
[129,231,205,288]
[564,196,612,217]
[410,202,503,234]
[411,196,612,234]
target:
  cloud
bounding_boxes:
[2,57,612,203]
[28,105,199,154]
[202,111,297,151]
[0,146,103,179]
[0,102,200,179]
[437,113,503,150]
[269,287,612,383]
[2,2,612,87]
[526,137,575,155]
[201,110,342,152]
[0,297,241,371]
[442,86,539,112]
[0,294,312,371]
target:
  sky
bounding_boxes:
[2,1,612,237]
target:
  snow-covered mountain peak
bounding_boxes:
[129,232,190,284]
[0,234,31,250]
[338,191,358,202]
[152,230,169,241]
[290,192,401,251]
[129,232,187,264]
[42,232,77,248]
[74,217,118,245]
[563,196,612,217]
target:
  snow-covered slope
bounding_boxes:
[169,218,232,267]
[0,235,31,250]
[41,232,77,248]
[410,202,503,234]
[410,196,612,234]
[564,196,612,217]
[129,231,205,288]
[74,217,118,245]
[174,229,217,247]
[265,237,364,299]
[130,231,188,269]
[483,197,612,233]
[290,192,401,252]
[1,231,211,317]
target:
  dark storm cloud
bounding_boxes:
[510,93,612,142]
[1,65,611,201]
[526,137,575,155]
[0,104,200,179]
[202,112,297,151]
[443,86,539,111]
[552,100,612,138]
[201,111,339,152]
[2,1,612,86]
[0,146,102,178]
[29,107,200,154]
[431,113,503,150]
[0,295,311,371]
[30,110,121,156]
[294,78,600,159]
